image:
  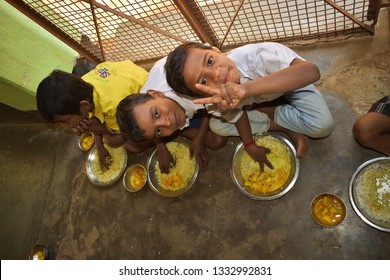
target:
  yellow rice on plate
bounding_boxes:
[89,144,126,184]
[355,161,390,223]
[240,135,291,194]
[155,142,196,191]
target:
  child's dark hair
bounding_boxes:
[116,93,155,141]
[165,42,212,97]
[36,70,93,122]
[72,57,96,77]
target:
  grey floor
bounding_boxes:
[1,8,389,260]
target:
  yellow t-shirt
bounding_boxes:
[82,60,148,132]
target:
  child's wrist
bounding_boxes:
[242,83,250,98]
[244,139,256,149]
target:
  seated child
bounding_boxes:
[116,57,228,173]
[164,42,335,170]
[353,96,390,155]
[36,60,154,168]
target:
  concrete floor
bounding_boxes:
[1,8,389,260]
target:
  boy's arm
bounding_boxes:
[74,116,112,136]
[93,134,112,170]
[194,59,320,108]
[74,117,113,169]
[242,59,320,97]
[189,111,210,169]
[154,138,174,174]
[86,117,113,135]
[235,112,273,171]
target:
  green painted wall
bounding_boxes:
[0,1,78,111]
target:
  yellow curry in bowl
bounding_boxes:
[311,193,346,227]
[123,164,147,192]
[79,132,94,151]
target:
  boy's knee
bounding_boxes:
[123,141,144,153]
[353,118,373,145]
[105,134,125,147]
[320,116,335,137]
[208,135,228,150]
[210,118,238,137]
[308,115,335,138]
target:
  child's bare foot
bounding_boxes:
[286,131,309,158]
[266,120,309,157]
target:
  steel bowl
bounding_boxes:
[86,144,127,187]
[78,132,95,151]
[146,138,199,198]
[349,156,390,233]
[311,193,346,227]
[27,244,49,260]
[230,133,299,200]
[123,164,147,192]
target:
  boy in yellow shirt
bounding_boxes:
[36,60,154,168]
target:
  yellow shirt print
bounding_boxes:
[82,60,148,132]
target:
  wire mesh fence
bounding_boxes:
[6,0,382,67]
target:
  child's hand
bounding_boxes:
[189,138,209,169]
[245,144,273,172]
[193,82,246,109]
[96,145,112,170]
[157,148,175,174]
[73,118,90,135]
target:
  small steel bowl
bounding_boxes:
[78,132,95,151]
[146,138,199,198]
[349,157,390,233]
[123,164,147,192]
[27,244,49,260]
[230,133,299,200]
[311,193,346,227]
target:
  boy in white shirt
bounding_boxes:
[164,42,334,170]
[116,57,227,173]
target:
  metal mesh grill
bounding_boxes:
[94,0,199,61]
[7,0,380,66]
[196,0,374,48]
